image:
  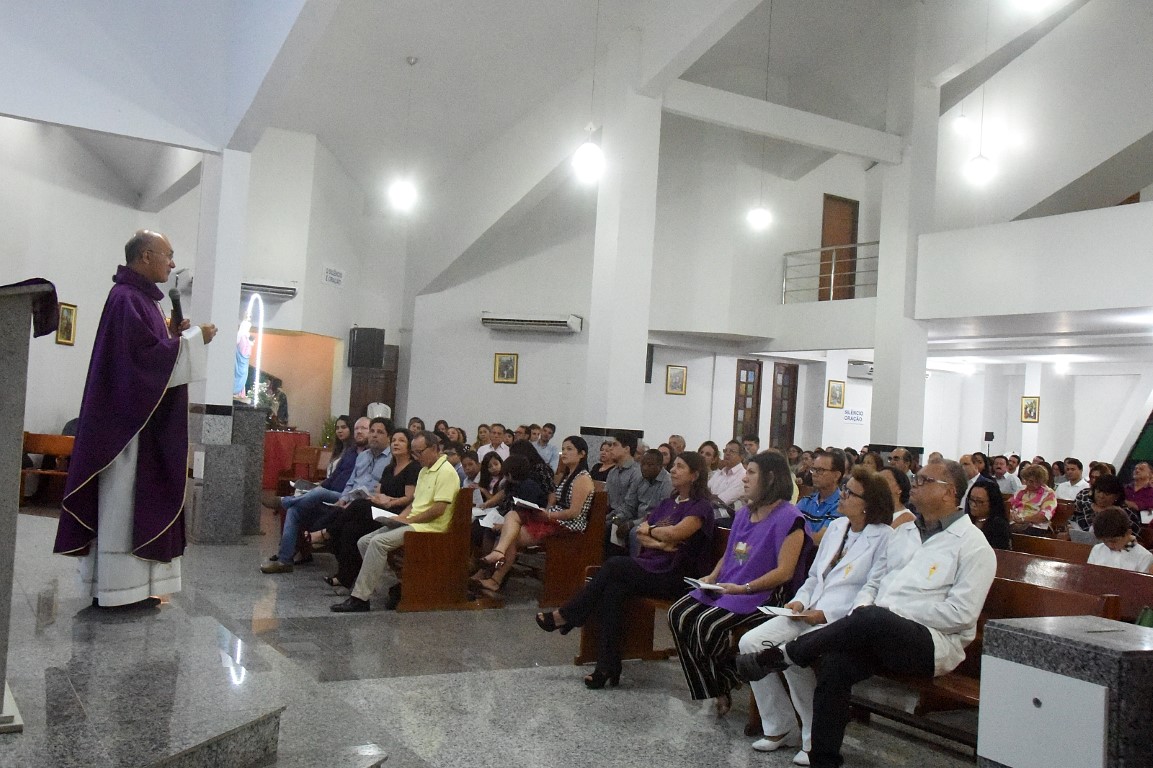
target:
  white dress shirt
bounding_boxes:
[708,463,746,506]
[1055,478,1089,501]
[476,443,510,462]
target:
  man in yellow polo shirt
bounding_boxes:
[331,431,460,612]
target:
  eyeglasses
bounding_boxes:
[912,474,950,488]
[810,466,835,474]
[841,487,864,501]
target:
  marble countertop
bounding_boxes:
[986,615,1153,655]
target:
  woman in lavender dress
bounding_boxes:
[667,449,811,716]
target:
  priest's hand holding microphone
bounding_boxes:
[168,287,217,343]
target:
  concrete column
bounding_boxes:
[869,3,937,449]
[190,149,250,408]
[581,28,663,440]
[1020,362,1042,459]
[186,150,258,538]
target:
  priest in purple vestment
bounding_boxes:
[54,230,217,608]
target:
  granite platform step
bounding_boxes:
[152,706,284,768]
[255,743,387,768]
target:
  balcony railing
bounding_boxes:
[781,241,879,305]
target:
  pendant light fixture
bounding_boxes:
[387,56,419,212]
[746,1,773,231]
[965,2,996,186]
[572,0,605,184]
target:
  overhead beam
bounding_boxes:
[663,79,904,165]
[637,0,763,98]
[938,0,1089,115]
[139,148,203,213]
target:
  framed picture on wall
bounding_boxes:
[666,365,687,395]
[1021,396,1040,423]
[826,379,845,409]
[494,353,518,384]
[56,303,77,346]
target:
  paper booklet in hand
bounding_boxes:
[683,577,725,593]
[370,506,399,522]
[759,605,803,617]
[512,497,543,511]
[347,487,372,501]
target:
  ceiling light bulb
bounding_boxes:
[746,206,773,231]
[1054,359,1070,375]
[1017,0,1054,12]
[953,114,973,137]
[964,153,996,186]
[387,178,417,212]
[572,141,605,184]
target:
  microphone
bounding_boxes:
[168,288,184,331]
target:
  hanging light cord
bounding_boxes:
[588,0,602,136]
[759,1,773,205]
[978,0,991,156]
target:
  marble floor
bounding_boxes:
[3,507,979,767]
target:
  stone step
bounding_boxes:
[147,706,284,768]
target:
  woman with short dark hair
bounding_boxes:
[879,466,914,527]
[737,465,892,761]
[966,477,1010,550]
[667,450,811,716]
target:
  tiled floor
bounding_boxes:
[3,508,979,766]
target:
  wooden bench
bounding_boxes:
[387,490,475,612]
[1051,499,1074,533]
[995,548,1153,623]
[275,444,327,497]
[19,432,73,506]
[538,491,609,607]
[574,527,731,665]
[1010,532,1092,563]
[849,577,1119,747]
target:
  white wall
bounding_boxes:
[406,184,594,441]
[651,114,880,339]
[0,118,201,434]
[917,201,1153,319]
[643,347,726,449]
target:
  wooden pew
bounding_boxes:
[538,491,609,607]
[1051,499,1074,534]
[389,490,475,612]
[574,527,731,665]
[850,577,1119,747]
[1010,532,1092,563]
[19,432,73,506]
[995,548,1153,623]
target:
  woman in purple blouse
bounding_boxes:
[535,452,716,689]
[1125,461,1153,526]
[668,449,811,716]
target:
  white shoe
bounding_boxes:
[752,731,801,752]
[793,750,810,766]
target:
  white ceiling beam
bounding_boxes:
[139,148,203,213]
[663,79,904,165]
[636,0,763,98]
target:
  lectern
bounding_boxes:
[0,281,56,733]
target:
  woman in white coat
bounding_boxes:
[737,466,894,766]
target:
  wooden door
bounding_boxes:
[820,194,859,301]
[733,360,762,442]
[768,363,798,450]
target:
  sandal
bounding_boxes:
[475,576,507,598]
[481,549,505,570]
[322,575,342,587]
[535,611,573,635]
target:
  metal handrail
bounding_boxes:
[781,241,880,304]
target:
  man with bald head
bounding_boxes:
[54,230,217,608]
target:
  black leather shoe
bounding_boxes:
[331,596,370,613]
[734,644,788,682]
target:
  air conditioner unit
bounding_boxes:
[847,361,874,380]
[241,281,297,302]
[480,312,582,334]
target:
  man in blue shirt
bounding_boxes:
[262,417,391,573]
[534,422,559,471]
[797,448,845,545]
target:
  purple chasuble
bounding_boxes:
[54,265,188,562]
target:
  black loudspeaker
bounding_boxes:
[645,344,655,384]
[348,327,386,368]
[984,431,994,442]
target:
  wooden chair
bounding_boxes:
[1050,499,1075,534]
[1010,532,1092,563]
[995,547,1153,623]
[575,527,731,665]
[19,432,74,506]
[390,490,475,612]
[850,577,1118,747]
[538,491,609,607]
[276,444,325,497]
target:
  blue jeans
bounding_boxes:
[276,487,341,563]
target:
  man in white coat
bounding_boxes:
[734,458,996,768]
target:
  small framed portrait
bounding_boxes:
[666,365,687,396]
[56,303,77,346]
[826,379,845,409]
[494,353,518,384]
[1021,396,1040,423]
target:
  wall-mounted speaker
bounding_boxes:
[348,327,386,368]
